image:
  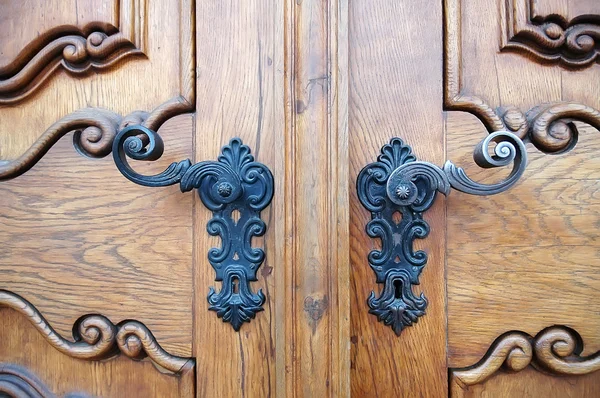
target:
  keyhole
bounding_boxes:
[231,209,241,225]
[232,277,239,294]
[392,211,402,225]
[394,279,402,299]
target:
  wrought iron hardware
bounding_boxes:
[113,126,274,331]
[357,132,527,335]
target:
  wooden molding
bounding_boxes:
[0,0,196,181]
[0,0,147,105]
[0,363,73,397]
[0,290,194,374]
[282,0,350,395]
[450,325,600,389]
[444,0,600,154]
[501,0,600,67]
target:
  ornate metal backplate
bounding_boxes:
[357,134,527,335]
[113,127,274,331]
[357,138,444,335]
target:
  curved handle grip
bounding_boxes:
[112,126,274,331]
[357,132,527,335]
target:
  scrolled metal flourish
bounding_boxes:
[357,133,527,335]
[113,126,274,331]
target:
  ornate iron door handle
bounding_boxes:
[357,132,527,335]
[112,126,274,331]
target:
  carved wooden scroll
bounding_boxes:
[450,326,600,391]
[0,363,85,398]
[0,0,196,181]
[0,290,194,374]
[501,0,600,67]
[445,0,600,157]
[0,0,147,105]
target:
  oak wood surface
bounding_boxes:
[0,0,186,161]
[1,0,600,395]
[0,307,195,397]
[348,1,447,396]
[0,115,194,357]
[446,1,600,395]
[193,1,350,396]
[0,0,118,68]
[451,367,600,398]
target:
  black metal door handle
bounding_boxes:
[357,132,527,335]
[112,126,274,331]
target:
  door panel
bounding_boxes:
[0,0,194,179]
[348,1,447,396]
[0,0,599,396]
[444,0,600,395]
[446,0,600,364]
[0,307,195,397]
[451,367,600,398]
[0,116,193,356]
[192,1,350,396]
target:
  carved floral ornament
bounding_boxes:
[0,0,148,105]
[445,0,600,157]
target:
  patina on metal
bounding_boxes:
[113,126,274,331]
[357,132,527,335]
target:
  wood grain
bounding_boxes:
[446,1,600,393]
[193,2,280,397]
[0,0,118,68]
[450,325,600,397]
[0,115,194,357]
[284,0,349,396]
[348,1,447,396]
[447,115,600,368]
[451,367,600,398]
[0,289,193,373]
[501,0,600,68]
[0,307,195,397]
[0,363,59,397]
[0,0,145,105]
[0,0,194,168]
[193,0,349,396]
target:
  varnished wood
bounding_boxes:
[444,0,600,154]
[0,363,58,397]
[0,108,121,180]
[501,0,600,67]
[450,326,600,397]
[193,1,350,396]
[0,307,195,397]
[0,115,194,357]
[348,1,447,396]
[446,1,600,396]
[283,0,350,396]
[0,289,193,373]
[1,0,600,395]
[0,7,145,105]
[451,367,600,398]
[0,0,195,175]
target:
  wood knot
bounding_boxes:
[303,295,328,332]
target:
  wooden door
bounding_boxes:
[0,0,599,397]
